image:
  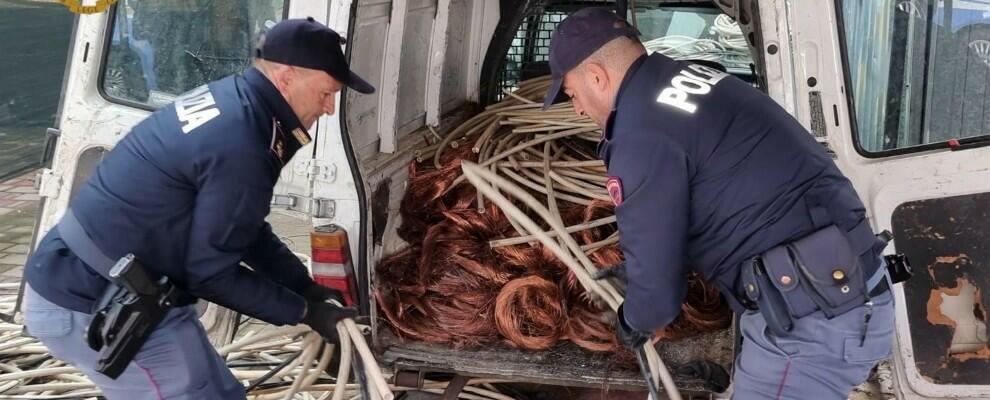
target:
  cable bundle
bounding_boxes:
[375,76,731,354]
[1,282,526,400]
[0,283,372,400]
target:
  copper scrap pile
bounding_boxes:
[375,76,731,352]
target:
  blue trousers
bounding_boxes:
[731,290,895,399]
[22,284,245,400]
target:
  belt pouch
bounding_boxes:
[762,225,867,319]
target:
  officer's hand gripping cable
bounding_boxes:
[593,264,663,400]
[301,297,357,343]
[310,298,394,399]
[594,263,733,396]
[591,262,628,293]
[300,283,348,305]
[85,254,185,379]
[619,306,664,400]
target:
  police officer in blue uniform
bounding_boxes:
[545,8,896,399]
[21,18,373,399]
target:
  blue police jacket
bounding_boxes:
[600,54,873,332]
[25,68,315,325]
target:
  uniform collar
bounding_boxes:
[598,53,649,161]
[602,53,649,143]
[243,67,312,166]
[244,67,312,145]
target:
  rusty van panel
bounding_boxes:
[892,193,990,385]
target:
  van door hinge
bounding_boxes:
[294,160,337,182]
[309,161,336,182]
[271,194,298,208]
[37,168,62,199]
[271,194,335,219]
[311,198,335,219]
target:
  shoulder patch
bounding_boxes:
[270,119,287,165]
[606,177,623,206]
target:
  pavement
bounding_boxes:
[0,170,39,284]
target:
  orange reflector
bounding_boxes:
[312,224,348,249]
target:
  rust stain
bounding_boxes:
[926,278,967,327]
[952,346,990,362]
[927,270,990,362]
[934,254,970,264]
[895,195,990,384]
[952,284,990,362]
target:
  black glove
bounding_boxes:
[301,300,358,342]
[616,304,653,350]
[592,262,627,282]
[300,282,346,305]
[676,360,730,393]
[592,262,627,292]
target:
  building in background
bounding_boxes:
[0,0,73,180]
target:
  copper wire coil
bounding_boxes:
[375,81,730,353]
[563,298,618,352]
[494,275,567,350]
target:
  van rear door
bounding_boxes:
[766,0,990,397]
[35,0,308,345]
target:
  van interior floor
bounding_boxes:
[376,325,734,393]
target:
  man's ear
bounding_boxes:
[273,66,295,99]
[584,62,609,93]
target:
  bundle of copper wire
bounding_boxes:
[375,76,730,352]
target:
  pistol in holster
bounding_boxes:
[85,254,185,379]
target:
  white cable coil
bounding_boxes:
[0,287,515,399]
[643,14,750,71]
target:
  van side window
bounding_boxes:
[101,0,287,109]
[843,0,990,154]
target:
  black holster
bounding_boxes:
[738,222,905,337]
[85,254,184,379]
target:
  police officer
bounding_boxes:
[545,8,895,399]
[21,18,373,399]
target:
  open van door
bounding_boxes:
[760,0,990,397]
[34,0,326,345]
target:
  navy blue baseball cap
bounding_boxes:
[258,17,375,94]
[543,8,640,110]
